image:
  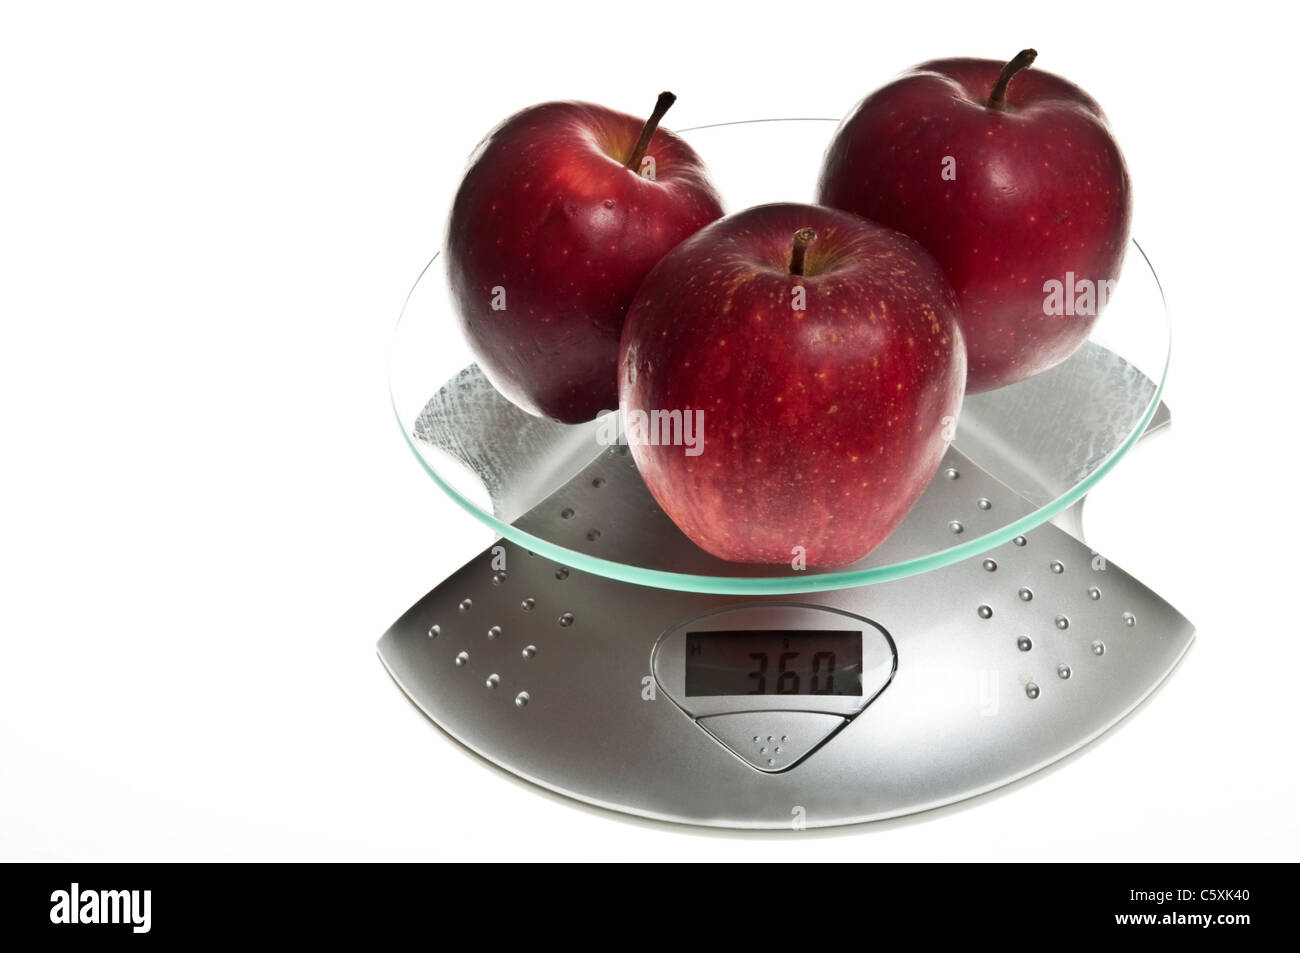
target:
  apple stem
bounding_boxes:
[789,227,817,276]
[624,91,677,172]
[987,48,1038,110]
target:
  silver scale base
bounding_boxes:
[378,342,1194,829]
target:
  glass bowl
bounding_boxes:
[391,118,1169,594]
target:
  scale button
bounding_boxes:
[696,711,847,773]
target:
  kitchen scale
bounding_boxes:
[378,118,1193,828]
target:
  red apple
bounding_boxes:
[446,93,724,423]
[619,203,965,567]
[818,50,1131,392]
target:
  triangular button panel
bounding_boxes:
[697,711,848,773]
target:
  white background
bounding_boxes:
[2,0,1296,860]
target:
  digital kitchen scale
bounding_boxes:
[378,119,1193,829]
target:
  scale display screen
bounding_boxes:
[684,630,863,697]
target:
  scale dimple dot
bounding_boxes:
[1018,588,1033,602]
[520,598,535,611]
[983,559,997,572]
[492,572,506,586]
[1055,615,1070,630]
[555,568,569,581]
[591,477,606,488]
[775,746,782,753]
[945,467,959,480]
[485,673,500,689]
[1017,636,1032,652]
[454,651,469,666]
[977,604,993,619]
[949,521,964,534]
[458,599,472,613]
[1014,536,1027,547]
[760,747,768,754]
[1057,664,1072,680]
[515,692,529,708]
[427,624,440,639]
[1123,612,1137,627]
[586,529,601,542]
[558,612,575,627]
[560,508,575,520]
[781,735,788,742]
[1088,587,1102,600]
[1092,641,1106,656]
[521,645,536,659]
[487,625,501,640]
[977,498,992,510]
[1050,560,1065,574]
[1025,682,1040,699]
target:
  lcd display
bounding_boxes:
[684,630,863,697]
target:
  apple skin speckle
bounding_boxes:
[446,100,724,423]
[619,203,966,567]
[818,57,1131,392]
